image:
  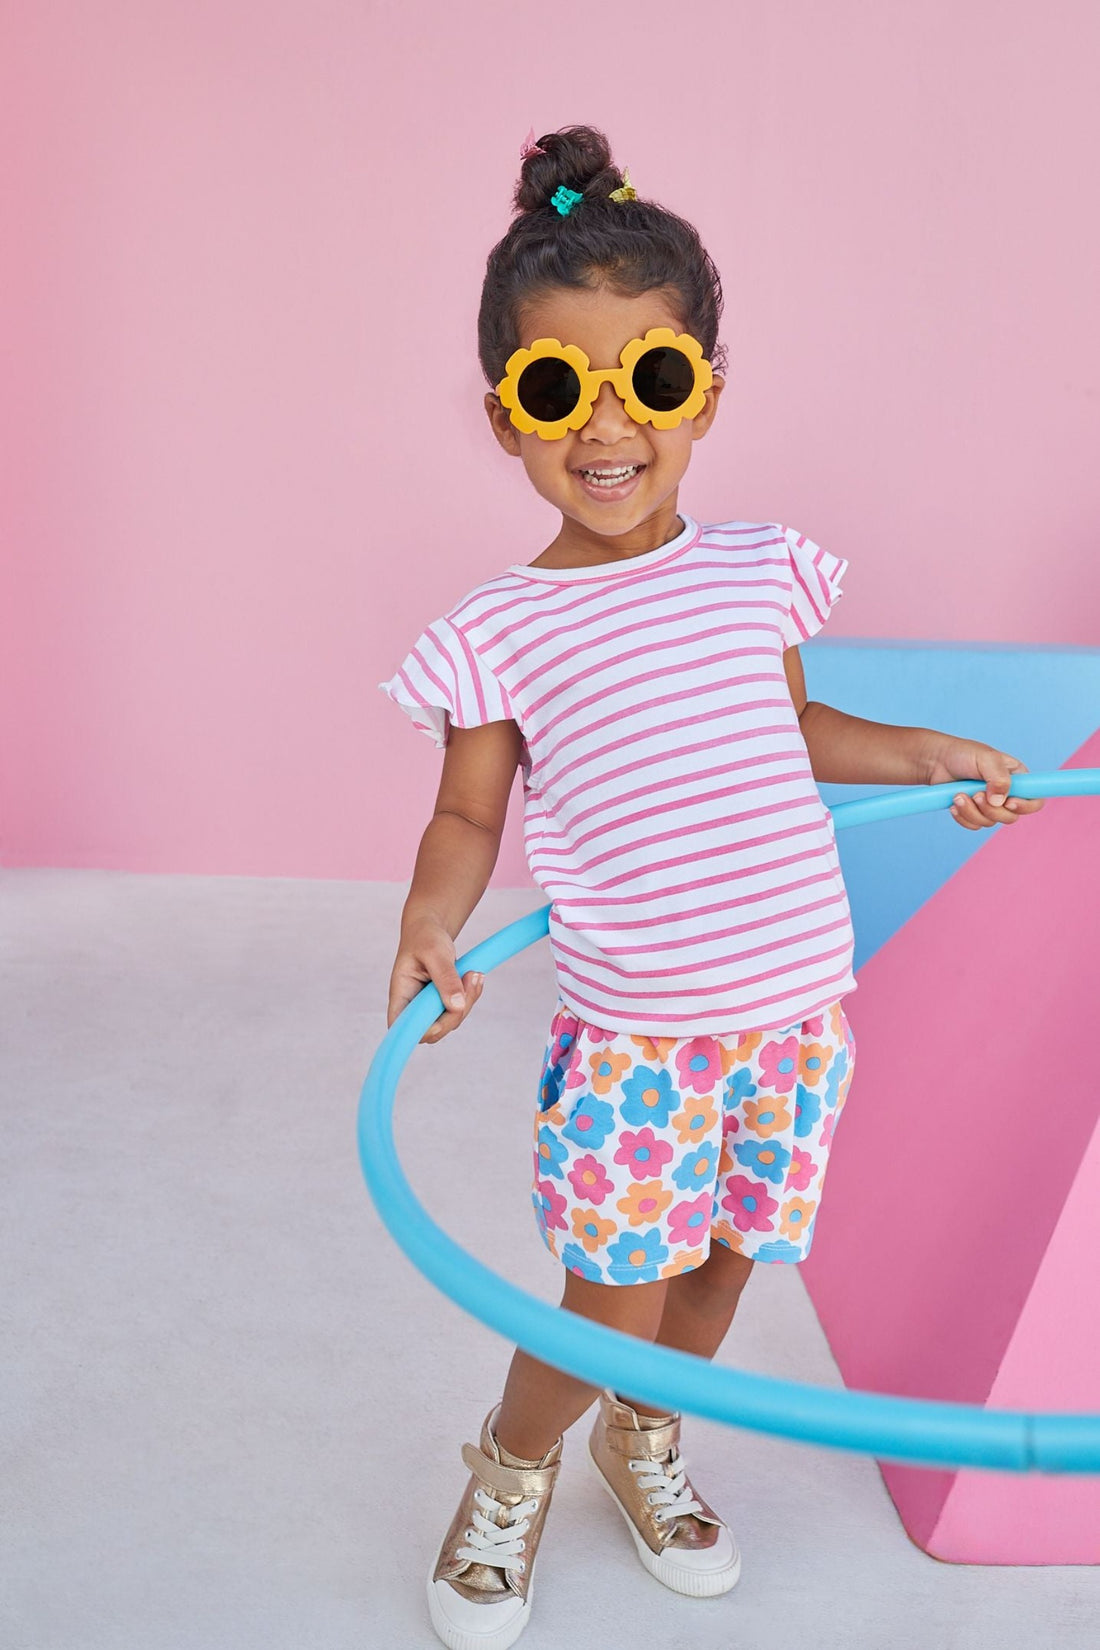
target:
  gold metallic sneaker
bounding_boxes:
[427,1404,562,1650]
[587,1389,741,1597]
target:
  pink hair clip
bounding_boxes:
[520,126,547,160]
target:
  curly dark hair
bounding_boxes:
[477,124,729,390]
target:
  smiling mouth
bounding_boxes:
[574,463,647,489]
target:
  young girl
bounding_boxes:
[380,124,1043,1650]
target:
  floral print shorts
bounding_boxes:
[531,999,856,1284]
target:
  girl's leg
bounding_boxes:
[619,1243,755,1417]
[493,1271,669,1461]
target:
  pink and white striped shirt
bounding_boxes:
[380,513,856,1035]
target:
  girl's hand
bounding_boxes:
[387,919,484,1044]
[925,738,1046,831]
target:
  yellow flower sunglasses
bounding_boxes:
[496,327,714,441]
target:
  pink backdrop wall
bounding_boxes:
[2,2,1098,883]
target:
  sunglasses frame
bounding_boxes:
[496,326,714,441]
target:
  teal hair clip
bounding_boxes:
[551,185,584,216]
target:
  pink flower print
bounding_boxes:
[548,1012,580,1070]
[818,1112,837,1150]
[667,1192,714,1247]
[804,1014,825,1039]
[798,1041,832,1087]
[535,1179,568,1232]
[565,1063,588,1090]
[757,1036,800,1093]
[585,1022,617,1044]
[784,1145,818,1193]
[568,1154,614,1204]
[613,1127,674,1182]
[720,1174,778,1234]
[589,1047,632,1095]
[675,1038,723,1095]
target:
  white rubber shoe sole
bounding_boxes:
[586,1446,742,1597]
[426,1566,532,1650]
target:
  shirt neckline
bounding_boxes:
[507,513,701,582]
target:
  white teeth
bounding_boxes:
[579,465,641,485]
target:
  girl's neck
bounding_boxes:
[530,499,686,571]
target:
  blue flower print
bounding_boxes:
[619,1065,677,1128]
[606,1228,670,1284]
[753,1237,804,1262]
[822,1047,849,1111]
[534,1126,569,1180]
[672,1141,719,1192]
[560,1241,603,1281]
[562,1093,616,1149]
[723,1066,758,1109]
[539,1063,565,1112]
[793,1083,822,1138]
[733,1138,792,1184]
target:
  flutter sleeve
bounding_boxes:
[777,525,848,648]
[378,615,515,749]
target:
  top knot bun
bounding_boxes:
[514,123,627,214]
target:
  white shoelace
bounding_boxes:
[628,1447,705,1524]
[455,1487,540,1574]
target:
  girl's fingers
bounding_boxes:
[950,794,982,829]
[951,789,1042,829]
[422,971,484,1044]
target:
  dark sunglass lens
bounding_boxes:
[516,357,582,422]
[632,346,695,411]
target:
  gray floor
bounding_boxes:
[3,869,1098,1650]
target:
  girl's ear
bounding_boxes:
[484,392,523,457]
[690,373,725,440]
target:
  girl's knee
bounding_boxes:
[683,1242,755,1302]
[560,1269,668,1336]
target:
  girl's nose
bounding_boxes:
[583,377,637,438]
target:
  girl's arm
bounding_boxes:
[782,647,1045,829]
[388,718,524,1044]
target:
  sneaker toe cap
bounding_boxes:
[666,1523,739,1571]
[428,1577,528,1643]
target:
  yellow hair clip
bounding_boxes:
[608,165,637,203]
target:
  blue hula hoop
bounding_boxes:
[358,771,1100,1474]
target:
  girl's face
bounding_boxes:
[485,284,724,552]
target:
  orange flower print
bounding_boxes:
[743,1097,792,1138]
[723,1030,763,1070]
[829,1001,845,1040]
[616,1179,674,1228]
[661,1247,706,1278]
[780,1196,817,1240]
[672,1094,719,1145]
[718,1134,735,1176]
[710,1217,746,1253]
[589,1048,632,1094]
[798,1042,832,1087]
[630,1034,679,1063]
[571,1207,617,1254]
